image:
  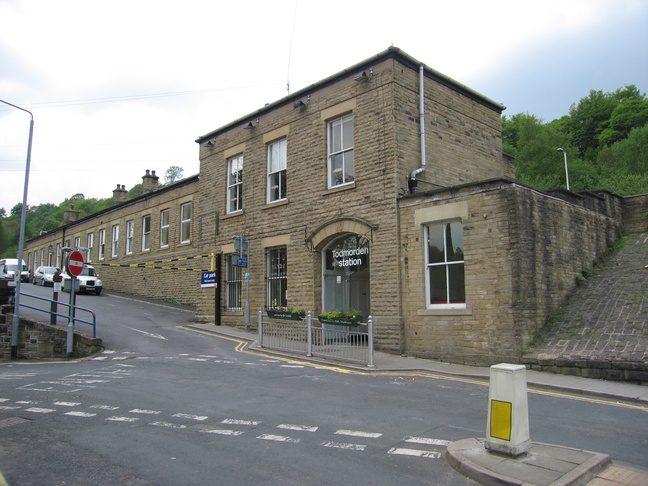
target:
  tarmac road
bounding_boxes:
[2,287,646,485]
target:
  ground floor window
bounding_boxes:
[425,220,465,307]
[225,254,243,311]
[266,246,287,308]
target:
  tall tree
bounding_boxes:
[164,166,184,185]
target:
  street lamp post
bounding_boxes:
[0,99,34,360]
[557,147,570,191]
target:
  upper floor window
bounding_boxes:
[111,225,119,257]
[98,230,105,260]
[160,209,170,248]
[87,233,93,262]
[180,202,191,244]
[327,114,354,188]
[267,139,287,203]
[425,221,465,308]
[142,215,151,251]
[126,220,134,254]
[227,154,243,213]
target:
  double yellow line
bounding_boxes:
[181,326,648,413]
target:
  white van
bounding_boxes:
[0,258,29,282]
[61,264,103,295]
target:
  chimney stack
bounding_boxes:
[112,184,128,205]
[142,169,159,195]
[63,205,81,225]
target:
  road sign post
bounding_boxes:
[65,250,84,357]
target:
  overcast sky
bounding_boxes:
[1,0,646,214]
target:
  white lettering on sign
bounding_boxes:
[332,247,369,268]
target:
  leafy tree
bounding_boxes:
[502,113,572,190]
[164,166,184,185]
[128,184,143,200]
[568,85,646,160]
[568,90,618,160]
[598,98,648,147]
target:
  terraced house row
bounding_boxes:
[25,47,647,365]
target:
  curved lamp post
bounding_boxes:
[0,99,34,360]
[556,147,570,191]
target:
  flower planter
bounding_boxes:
[267,310,304,321]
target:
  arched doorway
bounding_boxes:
[322,234,370,319]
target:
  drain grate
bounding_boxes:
[0,416,31,429]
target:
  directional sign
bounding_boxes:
[201,271,217,288]
[66,250,85,277]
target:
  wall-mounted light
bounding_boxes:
[244,118,259,129]
[293,95,310,109]
[354,68,373,82]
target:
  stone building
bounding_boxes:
[25,47,646,365]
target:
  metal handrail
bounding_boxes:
[18,291,97,337]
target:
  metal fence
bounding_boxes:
[19,291,97,337]
[257,310,374,367]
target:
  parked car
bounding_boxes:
[62,264,103,295]
[0,258,29,282]
[32,266,61,286]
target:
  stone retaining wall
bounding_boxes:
[0,307,102,360]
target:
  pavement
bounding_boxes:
[186,322,648,486]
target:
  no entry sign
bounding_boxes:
[67,250,85,277]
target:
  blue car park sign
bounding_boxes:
[201,271,217,288]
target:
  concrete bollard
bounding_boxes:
[485,363,531,456]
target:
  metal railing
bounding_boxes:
[18,291,97,337]
[258,309,374,367]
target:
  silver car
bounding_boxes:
[32,266,61,286]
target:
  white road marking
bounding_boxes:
[173,413,208,421]
[280,365,304,368]
[129,409,161,415]
[335,429,382,439]
[221,419,260,426]
[198,428,243,436]
[0,406,21,410]
[388,448,442,459]
[404,437,450,446]
[321,441,366,451]
[0,399,9,402]
[106,416,139,422]
[91,356,108,360]
[128,327,167,340]
[277,424,318,432]
[188,358,208,362]
[54,402,81,407]
[90,405,120,410]
[25,407,55,413]
[0,373,37,379]
[64,411,96,418]
[150,421,187,429]
[257,434,300,443]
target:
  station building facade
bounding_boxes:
[25,47,645,365]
